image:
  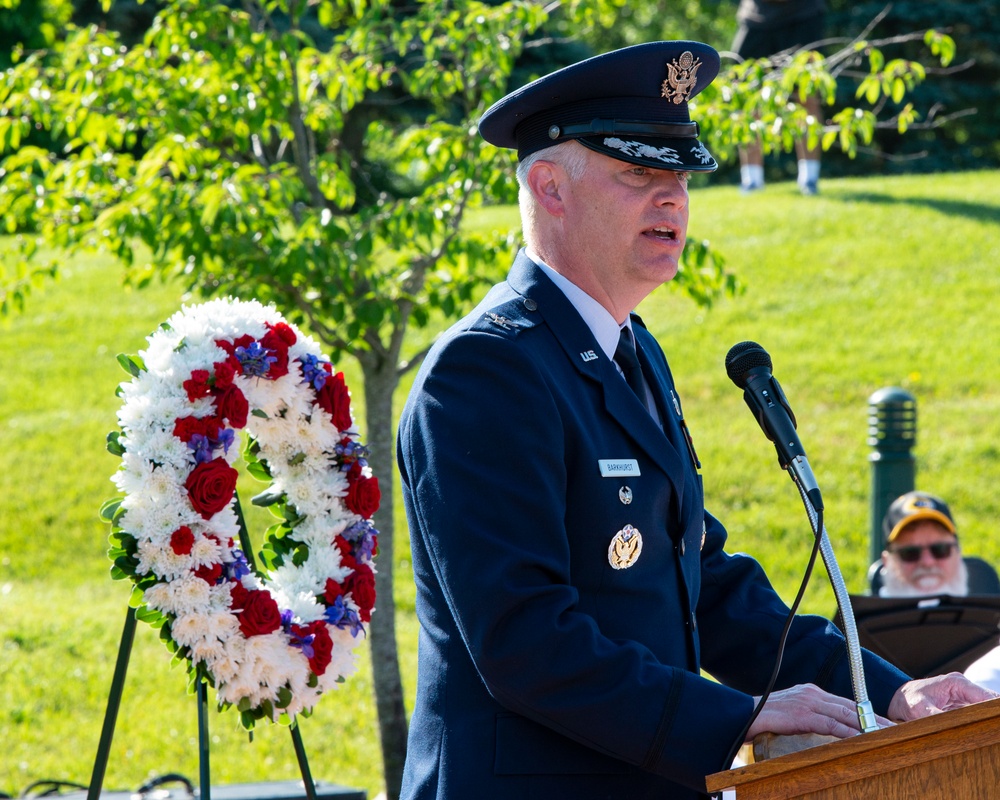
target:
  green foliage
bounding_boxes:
[0,0,72,69]
[825,0,1000,174]
[0,0,550,356]
[699,27,957,168]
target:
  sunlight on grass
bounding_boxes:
[2,170,1000,796]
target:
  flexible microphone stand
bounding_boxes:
[792,476,879,734]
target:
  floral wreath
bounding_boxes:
[102,298,380,728]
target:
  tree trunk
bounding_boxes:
[360,354,408,800]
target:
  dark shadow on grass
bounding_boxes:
[833,192,1000,226]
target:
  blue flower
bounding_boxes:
[225,550,252,581]
[236,341,277,377]
[298,354,329,390]
[187,428,236,464]
[289,628,316,659]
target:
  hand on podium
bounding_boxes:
[746,683,892,743]
[888,671,1000,721]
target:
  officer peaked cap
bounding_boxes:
[479,41,720,172]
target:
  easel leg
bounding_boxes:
[197,677,212,800]
[88,606,138,800]
[291,725,318,800]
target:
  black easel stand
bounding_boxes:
[89,494,319,800]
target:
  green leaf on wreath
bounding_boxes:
[291,543,310,567]
[106,431,125,457]
[275,686,292,709]
[116,353,146,377]
[251,488,285,507]
[288,452,306,466]
[245,460,272,481]
[137,606,164,625]
[99,497,123,522]
[128,586,145,608]
[251,408,269,419]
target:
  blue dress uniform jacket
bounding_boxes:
[397,252,909,799]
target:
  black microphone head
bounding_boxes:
[725,341,772,388]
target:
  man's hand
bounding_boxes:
[745,683,890,742]
[888,672,1000,721]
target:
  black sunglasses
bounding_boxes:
[889,542,958,563]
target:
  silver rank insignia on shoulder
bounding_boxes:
[618,485,633,505]
[608,524,643,570]
[486,312,511,329]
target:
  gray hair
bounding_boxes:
[516,142,590,244]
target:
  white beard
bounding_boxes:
[880,558,969,598]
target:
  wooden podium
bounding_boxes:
[705,697,1000,799]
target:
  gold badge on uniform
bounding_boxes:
[608,524,643,570]
[661,51,701,105]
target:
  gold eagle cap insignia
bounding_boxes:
[608,524,643,570]
[661,51,702,105]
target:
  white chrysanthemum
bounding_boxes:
[171,574,213,614]
[191,535,223,568]
[172,612,219,648]
[190,637,228,664]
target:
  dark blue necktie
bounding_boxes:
[615,327,646,402]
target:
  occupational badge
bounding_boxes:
[661,51,702,105]
[608,524,643,570]
[619,485,633,505]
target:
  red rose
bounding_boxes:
[238,589,282,637]
[346,563,376,622]
[184,457,238,518]
[345,473,380,519]
[293,620,333,676]
[260,325,294,379]
[173,415,222,443]
[334,535,357,570]
[229,580,250,610]
[183,369,213,401]
[195,562,223,585]
[214,384,248,428]
[323,576,344,604]
[267,321,297,347]
[213,361,236,389]
[170,526,194,555]
[314,372,353,431]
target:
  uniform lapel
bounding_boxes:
[506,253,689,492]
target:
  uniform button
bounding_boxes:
[523,297,538,311]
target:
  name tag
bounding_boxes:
[598,459,641,477]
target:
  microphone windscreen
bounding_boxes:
[725,341,772,388]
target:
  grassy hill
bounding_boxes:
[2,169,999,797]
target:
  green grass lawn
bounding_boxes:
[2,169,999,797]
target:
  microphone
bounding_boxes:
[725,341,823,512]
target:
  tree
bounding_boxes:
[0,0,958,793]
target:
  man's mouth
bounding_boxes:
[647,225,677,240]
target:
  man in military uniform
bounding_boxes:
[395,41,995,799]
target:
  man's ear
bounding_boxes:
[527,160,566,217]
